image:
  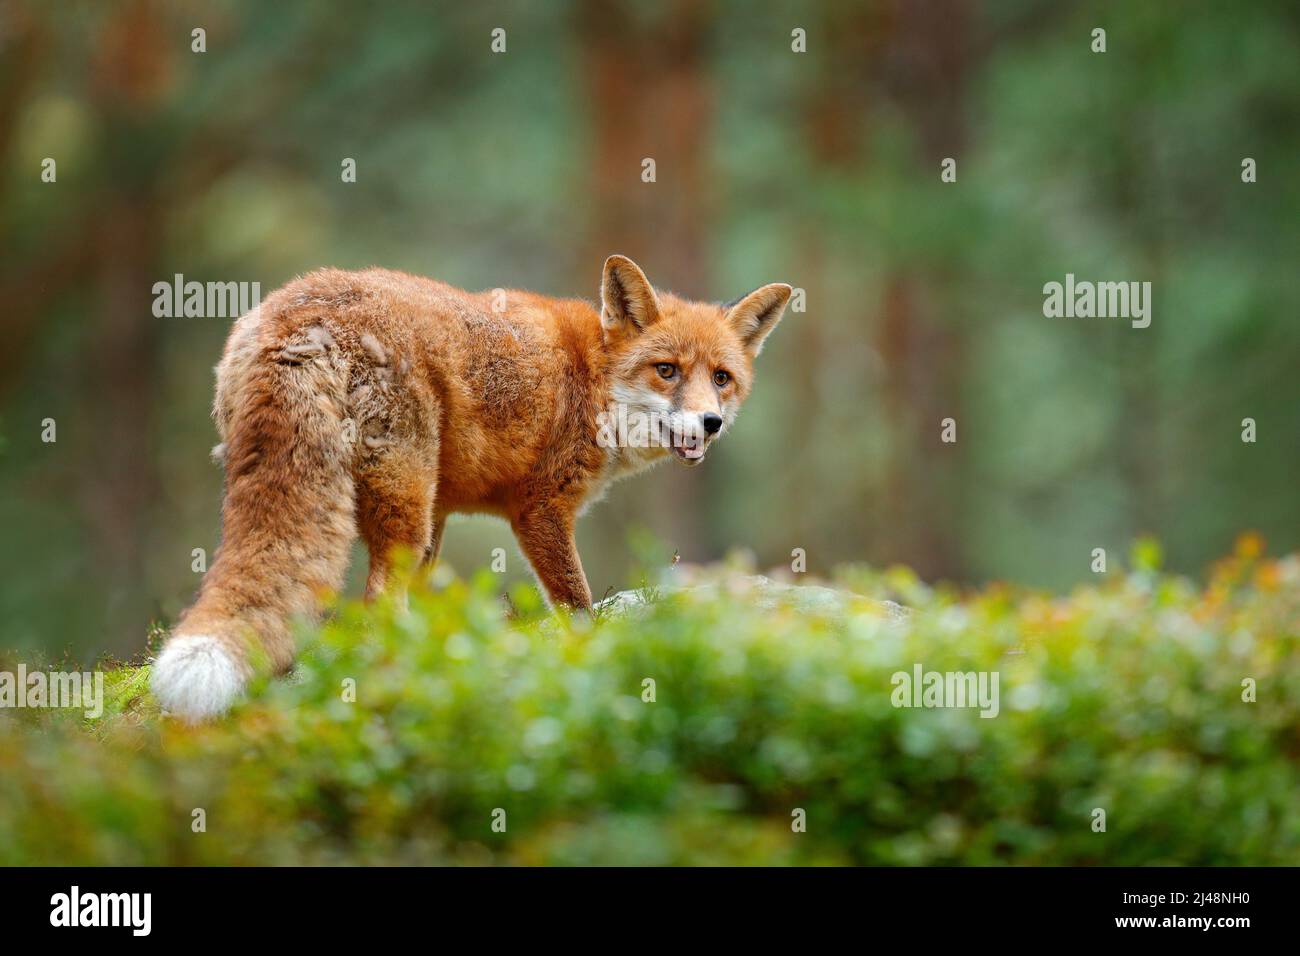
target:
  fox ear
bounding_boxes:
[725,283,792,356]
[601,255,660,336]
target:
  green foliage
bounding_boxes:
[1,542,1296,866]
[4,1,1299,658]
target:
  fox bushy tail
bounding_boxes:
[151,326,356,721]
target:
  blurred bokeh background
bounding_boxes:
[1,0,1296,660]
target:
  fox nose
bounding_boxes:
[702,413,723,435]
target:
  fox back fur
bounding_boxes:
[151,255,791,720]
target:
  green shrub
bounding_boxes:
[1,538,1297,865]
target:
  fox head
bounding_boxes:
[598,254,791,467]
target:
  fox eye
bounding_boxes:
[655,363,677,380]
[713,369,731,387]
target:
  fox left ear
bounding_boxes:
[601,255,660,337]
[725,283,792,356]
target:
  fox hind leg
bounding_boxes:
[357,454,438,603]
[425,510,448,570]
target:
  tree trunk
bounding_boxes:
[578,0,715,563]
[873,0,972,581]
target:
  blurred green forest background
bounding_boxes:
[1,0,1296,660]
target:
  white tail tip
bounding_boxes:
[150,634,245,722]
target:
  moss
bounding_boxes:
[1,541,1297,865]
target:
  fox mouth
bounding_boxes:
[664,426,709,465]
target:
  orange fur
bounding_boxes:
[152,256,790,718]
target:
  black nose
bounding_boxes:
[702,413,723,435]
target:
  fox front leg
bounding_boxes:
[511,507,593,611]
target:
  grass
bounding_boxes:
[0,535,1297,866]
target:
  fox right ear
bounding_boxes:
[601,255,660,336]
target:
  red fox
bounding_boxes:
[150,255,791,720]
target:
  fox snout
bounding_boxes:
[663,409,723,465]
[671,410,722,438]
